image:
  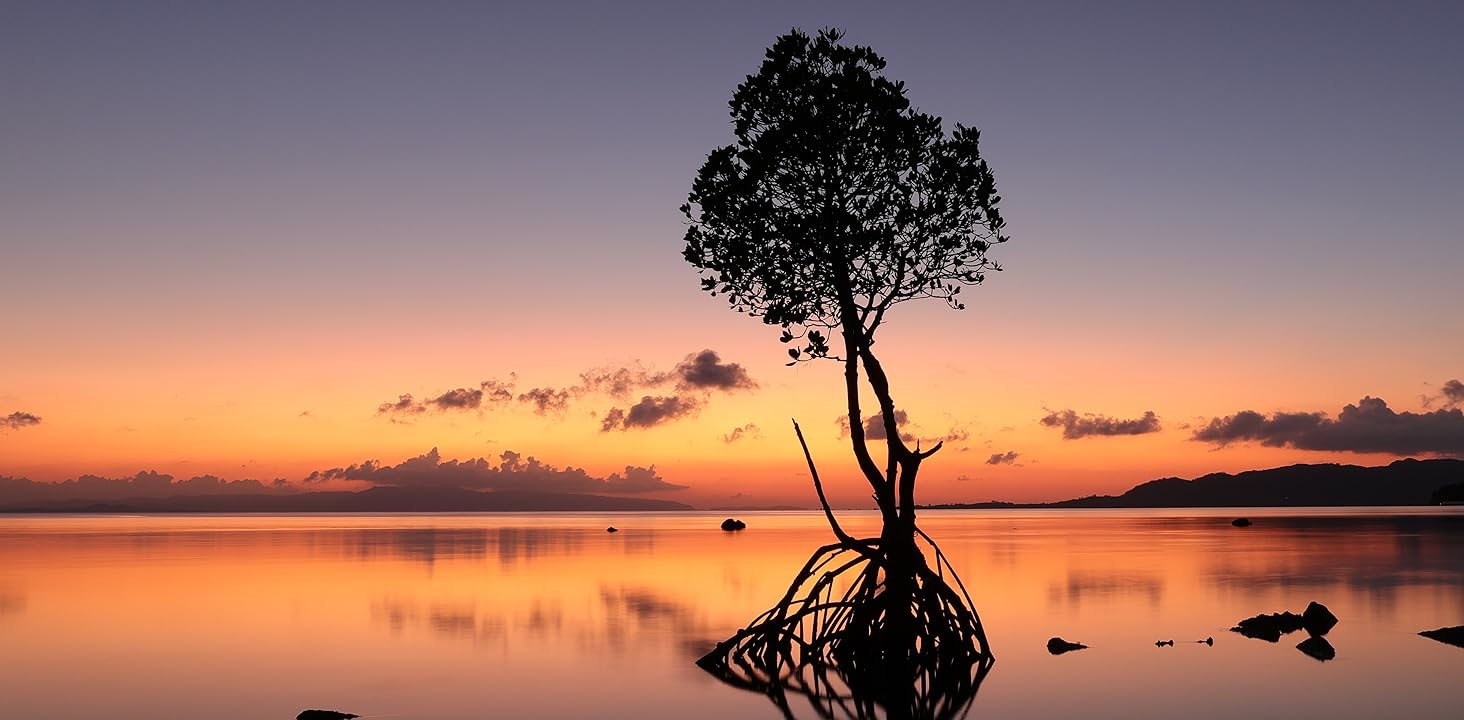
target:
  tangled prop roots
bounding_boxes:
[697,529,993,720]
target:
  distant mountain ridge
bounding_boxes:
[0,485,693,514]
[927,459,1464,509]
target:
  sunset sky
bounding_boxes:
[3,1,1462,507]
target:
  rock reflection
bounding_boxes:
[367,586,709,656]
[370,597,508,645]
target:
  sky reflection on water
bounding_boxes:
[0,509,1461,719]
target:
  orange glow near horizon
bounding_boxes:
[2,326,1447,506]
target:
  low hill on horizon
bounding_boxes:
[928,458,1464,509]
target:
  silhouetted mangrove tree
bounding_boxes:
[682,28,1008,719]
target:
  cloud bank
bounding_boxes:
[1192,396,1464,456]
[306,447,686,493]
[0,471,282,504]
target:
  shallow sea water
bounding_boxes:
[2,508,1462,719]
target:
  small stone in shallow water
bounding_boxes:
[1047,637,1088,655]
[1231,518,1252,527]
[606,527,619,532]
[1301,601,1338,636]
[1231,611,1305,642]
[1419,626,1464,648]
[297,711,358,720]
[720,518,746,531]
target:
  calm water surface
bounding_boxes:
[2,509,1463,719]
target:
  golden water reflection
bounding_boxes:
[0,510,1462,719]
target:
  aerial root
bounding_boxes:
[698,532,993,720]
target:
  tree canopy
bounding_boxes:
[682,28,1008,364]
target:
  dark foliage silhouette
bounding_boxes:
[683,28,1006,718]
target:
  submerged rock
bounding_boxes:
[1296,635,1336,661]
[1419,625,1464,648]
[1302,601,1338,636]
[1155,639,1174,647]
[1231,518,1252,527]
[1232,611,1306,642]
[1047,637,1088,655]
[296,711,359,720]
[720,518,747,531]
[606,526,619,533]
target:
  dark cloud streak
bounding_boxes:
[1040,409,1161,439]
[986,451,1020,465]
[2,412,41,430]
[601,396,700,432]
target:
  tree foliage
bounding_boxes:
[682,28,1008,365]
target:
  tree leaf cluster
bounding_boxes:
[682,28,1008,362]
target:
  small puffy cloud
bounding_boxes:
[580,365,667,398]
[837,410,915,442]
[306,447,686,493]
[673,350,758,392]
[1192,396,1464,456]
[377,394,426,416]
[381,379,518,418]
[2,412,41,431]
[986,451,1020,465]
[1040,409,1161,439]
[601,396,701,432]
[480,378,516,403]
[723,423,762,444]
[1434,379,1464,408]
[428,387,483,411]
[518,387,572,415]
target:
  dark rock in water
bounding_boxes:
[1155,639,1174,647]
[1419,625,1464,648]
[297,711,359,720]
[1302,601,1338,636]
[606,526,619,533]
[720,518,746,531]
[1202,636,1214,646]
[1232,611,1305,642]
[1047,637,1088,655]
[1231,518,1252,527]
[1296,635,1336,661]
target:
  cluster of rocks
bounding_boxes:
[1231,601,1339,661]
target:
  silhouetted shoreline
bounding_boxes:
[4,458,1460,514]
[924,459,1464,510]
